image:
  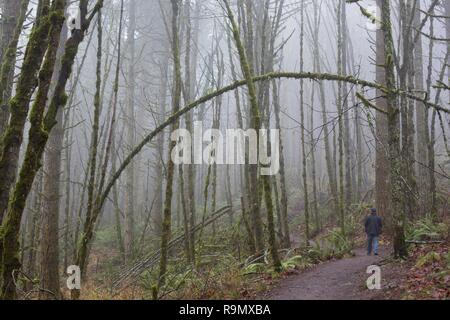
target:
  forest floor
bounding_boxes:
[75,218,449,300]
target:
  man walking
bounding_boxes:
[365,208,382,256]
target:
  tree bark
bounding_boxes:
[380,0,407,258]
[299,0,310,244]
[39,19,68,300]
[157,0,182,291]
[124,0,136,263]
[0,0,51,222]
[375,0,391,229]
[0,0,67,299]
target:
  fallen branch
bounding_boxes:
[406,240,446,244]
[111,206,232,292]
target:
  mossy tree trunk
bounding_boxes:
[375,0,391,230]
[110,1,126,261]
[340,0,353,210]
[336,0,346,236]
[299,0,310,244]
[226,27,255,252]
[240,0,265,255]
[380,0,407,259]
[223,0,281,271]
[398,0,416,221]
[268,0,290,249]
[124,0,136,264]
[0,0,102,300]
[0,0,29,137]
[0,0,53,222]
[0,0,67,300]
[154,44,169,246]
[157,0,182,291]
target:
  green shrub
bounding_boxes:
[281,255,313,271]
[242,263,266,275]
[407,218,450,241]
[415,251,441,268]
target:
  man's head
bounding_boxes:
[371,208,377,216]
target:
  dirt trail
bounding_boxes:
[261,247,388,300]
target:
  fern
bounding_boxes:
[242,263,266,275]
[281,255,312,271]
[416,251,441,268]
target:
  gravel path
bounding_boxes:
[261,247,387,300]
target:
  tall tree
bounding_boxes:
[336,0,346,235]
[375,0,391,228]
[39,13,68,300]
[124,0,137,263]
[311,1,339,215]
[380,0,407,258]
[157,0,182,292]
[299,0,310,244]
[413,1,430,216]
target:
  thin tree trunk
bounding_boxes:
[299,0,310,244]
[312,2,339,214]
[272,81,291,248]
[124,0,136,263]
[340,0,353,208]
[336,0,346,235]
[157,0,182,291]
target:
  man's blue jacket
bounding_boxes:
[365,215,382,236]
